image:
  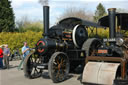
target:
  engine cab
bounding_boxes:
[82,8,128,85]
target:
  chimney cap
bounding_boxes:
[43,5,49,7]
[108,8,116,11]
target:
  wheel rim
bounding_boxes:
[82,38,102,57]
[49,52,69,82]
[89,40,101,56]
[25,53,42,78]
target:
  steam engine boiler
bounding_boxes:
[23,6,101,83]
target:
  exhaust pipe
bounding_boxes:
[108,8,116,45]
[43,6,49,39]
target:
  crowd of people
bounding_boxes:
[0,44,10,69]
[0,42,30,70]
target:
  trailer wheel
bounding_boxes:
[82,38,102,56]
[23,51,42,79]
[48,52,69,83]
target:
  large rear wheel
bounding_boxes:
[23,51,42,79]
[48,52,69,83]
[82,38,102,56]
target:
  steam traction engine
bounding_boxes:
[82,8,128,85]
[23,6,100,83]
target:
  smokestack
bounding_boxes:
[43,6,49,39]
[108,8,116,45]
[108,8,116,39]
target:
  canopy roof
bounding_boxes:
[98,13,128,30]
[58,17,101,28]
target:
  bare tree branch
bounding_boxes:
[57,7,93,22]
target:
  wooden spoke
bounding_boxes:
[24,52,42,79]
[48,52,69,83]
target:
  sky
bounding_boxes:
[11,0,128,25]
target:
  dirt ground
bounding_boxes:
[0,60,82,85]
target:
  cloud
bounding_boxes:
[51,0,127,2]
[11,0,38,8]
[11,0,128,25]
[14,7,42,20]
[103,1,128,9]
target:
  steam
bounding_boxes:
[38,0,49,6]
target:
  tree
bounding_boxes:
[94,3,107,22]
[16,16,43,32]
[57,7,93,22]
[0,0,15,32]
[15,16,30,32]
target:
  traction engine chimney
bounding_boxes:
[108,8,116,45]
[43,6,49,39]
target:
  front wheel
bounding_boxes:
[48,52,70,83]
[23,51,42,79]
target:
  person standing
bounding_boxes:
[3,45,10,69]
[0,46,3,69]
[18,42,30,70]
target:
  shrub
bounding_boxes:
[0,31,43,53]
[87,27,109,38]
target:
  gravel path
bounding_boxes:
[0,60,82,85]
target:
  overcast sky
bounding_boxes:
[11,0,128,25]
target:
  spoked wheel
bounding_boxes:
[24,51,42,79]
[48,52,69,83]
[82,38,102,56]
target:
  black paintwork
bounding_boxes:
[98,13,128,30]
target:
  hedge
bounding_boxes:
[0,28,109,52]
[1,28,127,53]
[87,27,109,38]
[0,31,43,52]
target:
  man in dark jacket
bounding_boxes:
[3,45,10,69]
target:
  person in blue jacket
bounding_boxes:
[17,42,30,70]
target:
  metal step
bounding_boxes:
[37,63,48,69]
